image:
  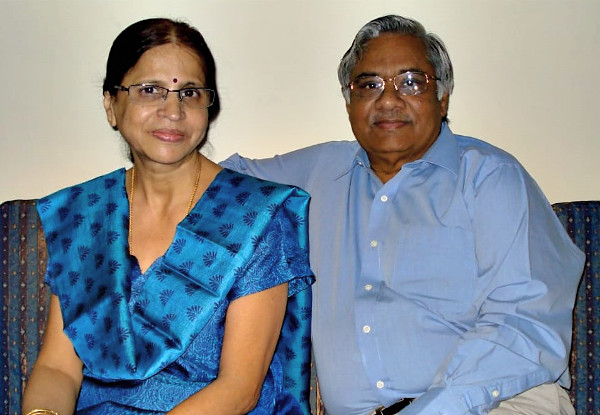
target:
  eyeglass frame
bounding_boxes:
[113,84,215,108]
[346,70,439,100]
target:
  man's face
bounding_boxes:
[346,34,449,168]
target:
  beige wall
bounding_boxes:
[1,0,599,204]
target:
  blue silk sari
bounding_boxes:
[37,168,314,414]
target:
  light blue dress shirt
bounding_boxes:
[221,124,584,415]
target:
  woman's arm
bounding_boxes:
[168,282,289,415]
[22,295,84,415]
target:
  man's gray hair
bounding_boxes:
[338,15,454,103]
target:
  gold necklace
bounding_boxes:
[128,157,202,255]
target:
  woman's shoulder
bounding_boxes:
[36,169,127,221]
[38,169,126,204]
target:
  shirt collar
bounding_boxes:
[332,142,365,180]
[420,123,459,176]
[336,122,459,179]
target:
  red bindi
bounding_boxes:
[173,78,178,84]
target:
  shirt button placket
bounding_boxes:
[360,188,391,403]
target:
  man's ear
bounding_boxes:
[103,91,118,130]
[439,93,450,118]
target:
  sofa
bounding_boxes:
[2,199,599,414]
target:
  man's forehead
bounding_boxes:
[360,33,426,55]
[353,34,431,75]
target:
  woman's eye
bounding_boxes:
[139,86,161,95]
[181,88,200,99]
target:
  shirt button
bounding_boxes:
[376,380,385,389]
[365,284,373,291]
[380,195,388,202]
[362,325,371,333]
[492,389,499,398]
[370,240,378,247]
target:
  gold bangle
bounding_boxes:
[25,410,60,415]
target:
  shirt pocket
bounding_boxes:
[391,225,476,317]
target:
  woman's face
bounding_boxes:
[103,43,210,168]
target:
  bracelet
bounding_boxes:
[25,410,60,415]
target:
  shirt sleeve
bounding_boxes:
[220,151,315,190]
[402,162,585,415]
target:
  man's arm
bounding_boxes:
[220,152,308,188]
[220,141,351,190]
[402,163,584,414]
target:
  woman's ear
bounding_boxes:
[103,91,118,130]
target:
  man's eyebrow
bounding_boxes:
[355,71,378,77]
[354,68,427,78]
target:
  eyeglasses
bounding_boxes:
[114,84,215,108]
[347,71,438,100]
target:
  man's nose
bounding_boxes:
[376,79,406,107]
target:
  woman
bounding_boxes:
[21,18,313,414]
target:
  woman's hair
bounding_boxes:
[338,15,454,105]
[103,18,221,125]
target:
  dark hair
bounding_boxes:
[103,18,221,125]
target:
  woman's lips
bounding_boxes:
[152,129,185,142]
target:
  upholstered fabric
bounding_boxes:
[2,199,598,415]
[1,200,49,415]
[552,201,600,415]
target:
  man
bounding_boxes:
[222,15,584,415]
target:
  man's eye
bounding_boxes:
[401,79,417,87]
[355,78,382,90]
[399,73,428,90]
[405,78,427,87]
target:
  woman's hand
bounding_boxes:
[168,282,289,414]
[22,295,83,415]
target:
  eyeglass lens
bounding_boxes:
[350,72,432,99]
[127,84,214,108]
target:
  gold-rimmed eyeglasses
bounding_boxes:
[114,84,215,108]
[347,71,438,100]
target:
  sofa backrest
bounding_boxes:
[552,201,600,414]
[1,200,49,415]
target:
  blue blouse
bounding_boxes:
[37,168,314,414]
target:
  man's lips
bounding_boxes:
[373,119,410,129]
[152,129,185,142]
